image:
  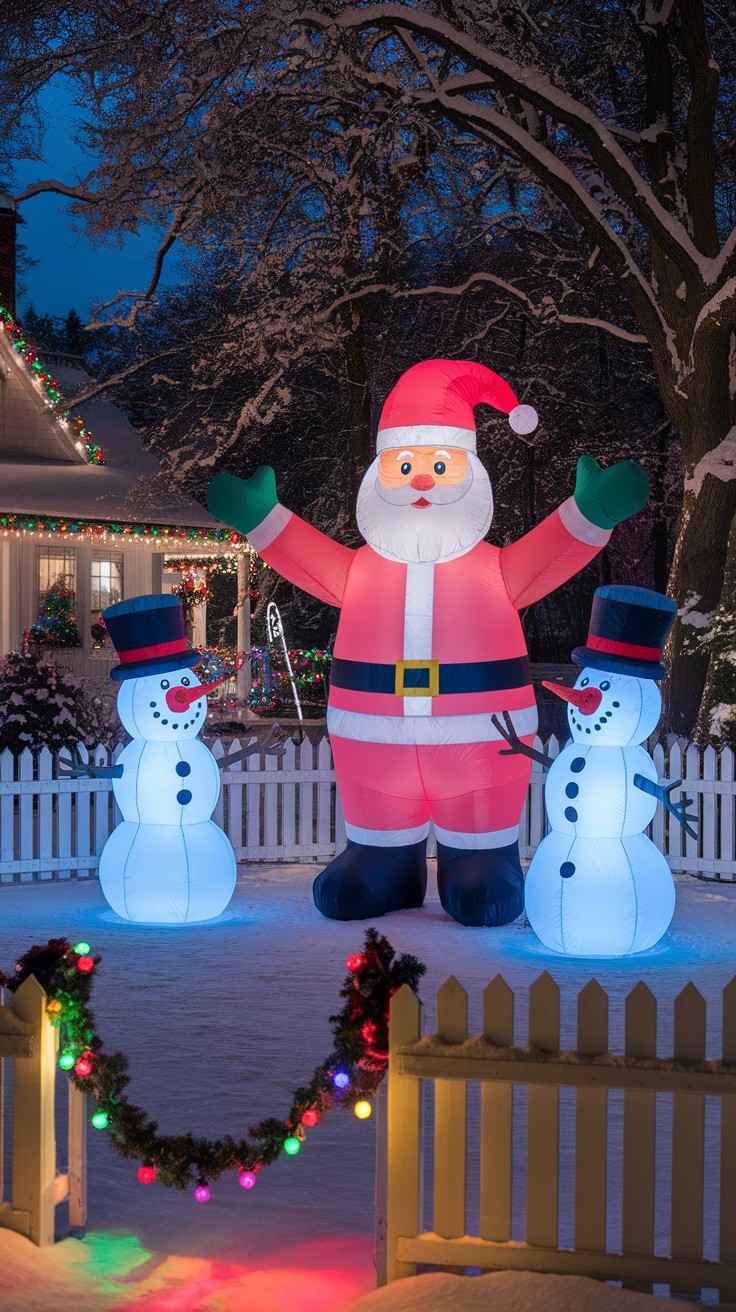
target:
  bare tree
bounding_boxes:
[292,0,736,740]
[1,0,722,733]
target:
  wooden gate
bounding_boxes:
[379,973,736,1300]
[0,976,86,1244]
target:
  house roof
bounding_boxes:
[0,325,240,547]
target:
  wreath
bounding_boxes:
[0,930,425,1200]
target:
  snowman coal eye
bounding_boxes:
[160,678,170,690]
[600,680,610,691]
[181,676,191,686]
[400,461,412,475]
[581,677,589,687]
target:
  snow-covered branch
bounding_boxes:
[303,4,708,284]
[315,271,648,345]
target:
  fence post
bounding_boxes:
[434,977,468,1262]
[374,1077,388,1286]
[67,1086,87,1228]
[386,983,422,1283]
[526,972,560,1249]
[11,976,56,1244]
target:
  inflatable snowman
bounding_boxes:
[519,586,695,956]
[98,594,237,924]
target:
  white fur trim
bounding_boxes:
[558,496,612,547]
[327,705,538,744]
[376,423,476,454]
[509,404,538,435]
[246,503,292,551]
[403,563,435,717]
[345,821,430,846]
[435,823,520,850]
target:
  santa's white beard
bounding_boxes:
[356,453,494,564]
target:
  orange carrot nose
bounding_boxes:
[542,679,603,715]
[164,671,230,712]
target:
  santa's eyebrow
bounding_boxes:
[434,449,452,459]
[395,450,414,460]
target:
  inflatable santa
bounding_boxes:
[208,359,648,926]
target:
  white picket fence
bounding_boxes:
[0,736,734,883]
[0,976,86,1244]
[378,973,736,1299]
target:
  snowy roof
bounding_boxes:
[0,332,222,531]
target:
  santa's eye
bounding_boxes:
[400,461,412,475]
[434,461,447,475]
[160,678,170,690]
[181,676,190,686]
[600,680,610,691]
[580,677,589,687]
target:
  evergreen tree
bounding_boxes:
[64,307,86,354]
[28,575,81,648]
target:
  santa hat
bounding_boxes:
[376,358,538,455]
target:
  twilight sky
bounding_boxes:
[14,78,182,323]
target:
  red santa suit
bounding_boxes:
[250,493,609,849]
[210,358,641,925]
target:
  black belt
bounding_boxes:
[330,655,532,698]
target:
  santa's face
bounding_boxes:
[356,444,493,563]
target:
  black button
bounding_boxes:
[565,783,579,798]
[565,806,578,822]
[560,861,575,878]
[571,757,585,772]
[176,761,191,777]
[176,789,192,805]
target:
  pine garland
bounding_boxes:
[0,930,425,1199]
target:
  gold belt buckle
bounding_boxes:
[395,658,440,697]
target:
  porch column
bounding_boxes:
[236,554,251,703]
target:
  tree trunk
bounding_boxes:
[663,412,736,738]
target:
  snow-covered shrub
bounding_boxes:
[0,651,121,754]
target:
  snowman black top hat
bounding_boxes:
[572,584,676,681]
[103,594,201,682]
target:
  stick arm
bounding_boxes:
[217,723,291,769]
[491,712,553,768]
[633,773,698,840]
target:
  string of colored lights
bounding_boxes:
[0,306,104,465]
[0,513,250,549]
[1,930,425,1200]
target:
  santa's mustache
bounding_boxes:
[375,469,475,507]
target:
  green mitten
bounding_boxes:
[207,466,278,536]
[574,455,649,529]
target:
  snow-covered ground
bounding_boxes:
[1,863,735,1310]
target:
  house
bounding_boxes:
[0,196,253,689]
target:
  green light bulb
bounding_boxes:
[59,1054,75,1070]
[91,1110,108,1129]
[283,1136,301,1156]
[74,941,91,955]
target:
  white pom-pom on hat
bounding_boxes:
[509,404,538,435]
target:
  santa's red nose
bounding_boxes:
[542,679,603,715]
[411,474,435,491]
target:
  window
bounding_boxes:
[91,552,124,622]
[37,547,76,605]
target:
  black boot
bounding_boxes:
[437,840,524,927]
[313,838,427,921]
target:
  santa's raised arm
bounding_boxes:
[208,359,648,928]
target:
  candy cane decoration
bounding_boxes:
[266,602,304,740]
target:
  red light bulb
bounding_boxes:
[137,1165,156,1184]
[76,955,95,974]
[346,954,364,971]
[301,1109,320,1128]
[74,1055,92,1077]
